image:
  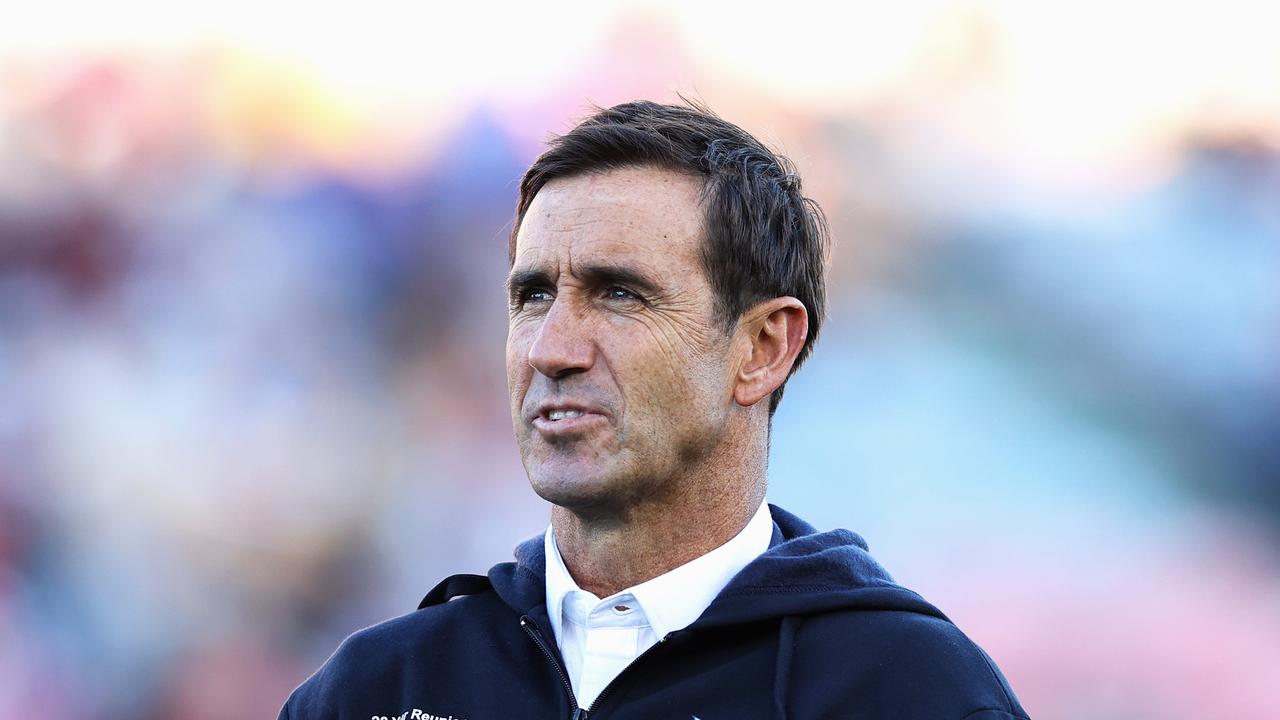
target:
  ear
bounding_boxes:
[733,297,809,408]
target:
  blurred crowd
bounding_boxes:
[1,36,1278,720]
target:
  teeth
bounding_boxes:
[548,409,585,421]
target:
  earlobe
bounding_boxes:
[733,298,808,408]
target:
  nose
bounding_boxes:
[527,296,595,380]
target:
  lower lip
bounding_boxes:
[532,412,608,436]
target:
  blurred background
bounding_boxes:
[2,1,1278,717]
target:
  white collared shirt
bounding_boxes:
[543,500,773,709]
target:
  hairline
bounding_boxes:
[509,160,714,264]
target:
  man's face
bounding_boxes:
[506,166,738,515]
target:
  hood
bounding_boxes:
[486,504,949,628]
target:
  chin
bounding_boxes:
[528,471,613,509]
[525,462,646,518]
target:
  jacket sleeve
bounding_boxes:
[786,610,1030,719]
[276,634,358,720]
[961,710,1030,720]
[279,671,337,720]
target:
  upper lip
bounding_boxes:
[529,400,609,423]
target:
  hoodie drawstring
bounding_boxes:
[774,615,801,719]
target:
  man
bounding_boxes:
[280,100,1029,719]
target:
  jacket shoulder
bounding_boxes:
[791,609,1028,719]
[279,584,508,719]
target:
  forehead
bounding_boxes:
[513,166,705,272]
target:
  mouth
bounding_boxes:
[530,403,609,436]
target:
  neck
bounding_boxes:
[550,439,767,599]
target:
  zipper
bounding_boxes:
[520,616,583,718]
[520,614,684,720]
[582,630,680,716]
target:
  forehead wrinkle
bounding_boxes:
[513,166,707,283]
[538,169,701,229]
[517,234,672,283]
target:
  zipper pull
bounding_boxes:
[572,708,589,720]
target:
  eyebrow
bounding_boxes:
[506,262,665,302]
[505,268,549,302]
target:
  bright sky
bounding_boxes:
[3,0,1277,182]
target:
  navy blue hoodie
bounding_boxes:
[280,505,1029,719]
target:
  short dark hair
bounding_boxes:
[511,99,830,416]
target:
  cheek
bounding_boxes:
[505,331,532,402]
[615,327,727,416]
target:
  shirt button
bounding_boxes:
[613,604,632,614]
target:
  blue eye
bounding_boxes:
[512,288,553,309]
[606,287,640,301]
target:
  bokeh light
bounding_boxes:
[2,2,1278,718]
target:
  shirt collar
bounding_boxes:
[543,499,772,643]
[543,524,576,645]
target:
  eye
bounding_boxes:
[605,286,642,303]
[513,287,554,309]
